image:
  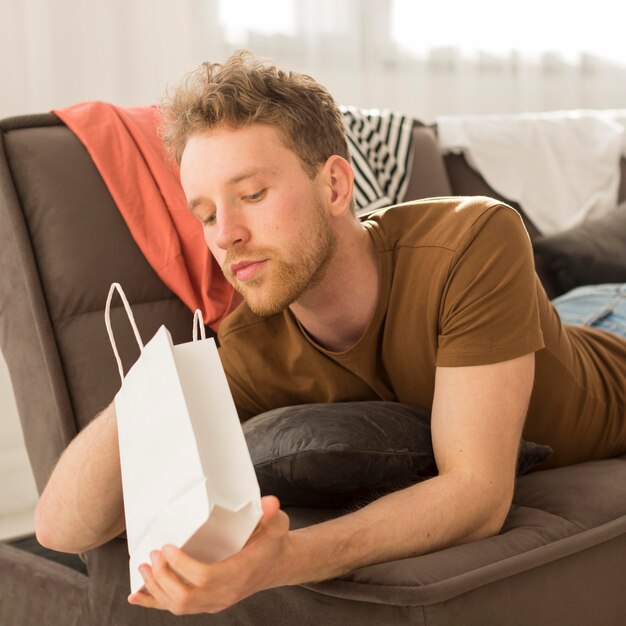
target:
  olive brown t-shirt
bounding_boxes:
[218,196,626,468]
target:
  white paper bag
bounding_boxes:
[104,282,262,594]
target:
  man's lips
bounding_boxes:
[230,259,267,281]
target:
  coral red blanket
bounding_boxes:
[53,102,237,330]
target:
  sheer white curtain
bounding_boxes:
[3,0,625,122]
[389,0,626,119]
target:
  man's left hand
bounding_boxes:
[128,495,291,615]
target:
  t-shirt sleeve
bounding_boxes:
[435,204,545,367]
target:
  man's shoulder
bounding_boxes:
[365,195,514,251]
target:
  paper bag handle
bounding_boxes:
[104,282,145,383]
[192,309,206,341]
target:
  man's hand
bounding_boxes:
[128,496,291,615]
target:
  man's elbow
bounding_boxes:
[472,496,512,541]
[36,497,126,553]
[34,498,64,551]
[454,474,513,543]
[35,496,82,553]
[476,512,507,541]
[35,497,72,552]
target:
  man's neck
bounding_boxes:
[289,220,379,353]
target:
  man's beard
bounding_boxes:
[222,201,336,317]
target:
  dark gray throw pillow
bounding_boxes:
[242,401,553,507]
[533,202,626,299]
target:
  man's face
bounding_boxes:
[180,123,336,316]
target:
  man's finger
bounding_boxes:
[129,587,162,609]
[161,544,216,586]
[137,563,171,609]
[150,550,195,601]
[259,496,290,536]
[261,495,281,518]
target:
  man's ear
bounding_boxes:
[321,155,354,217]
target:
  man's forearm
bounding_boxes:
[280,471,508,586]
[35,401,125,553]
[268,357,531,591]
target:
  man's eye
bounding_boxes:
[201,213,216,226]
[246,189,266,202]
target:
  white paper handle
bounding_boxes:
[192,309,206,341]
[104,283,145,384]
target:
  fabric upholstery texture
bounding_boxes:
[1,113,626,625]
[244,401,552,507]
[8,534,87,575]
[404,122,453,201]
[0,543,88,626]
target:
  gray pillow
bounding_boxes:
[242,401,552,507]
[533,202,626,298]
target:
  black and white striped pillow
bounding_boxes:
[341,106,414,217]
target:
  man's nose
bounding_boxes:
[213,207,250,251]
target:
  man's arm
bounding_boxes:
[35,400,126,553]
[132,352,535,614]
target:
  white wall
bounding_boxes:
[0,350,38,535]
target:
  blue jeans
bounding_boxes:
[551,283,626,339]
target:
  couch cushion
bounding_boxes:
[7,535,87,575]
[0,542,88,626]
[288,455,626,610]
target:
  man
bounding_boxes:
[35,51,626,615]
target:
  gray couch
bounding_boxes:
[1,112,625,625]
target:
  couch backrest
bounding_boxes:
[0,114,202,492]
[2,112,622,493]
[402,124,452,201]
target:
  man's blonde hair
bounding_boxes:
[160,50,350,179]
